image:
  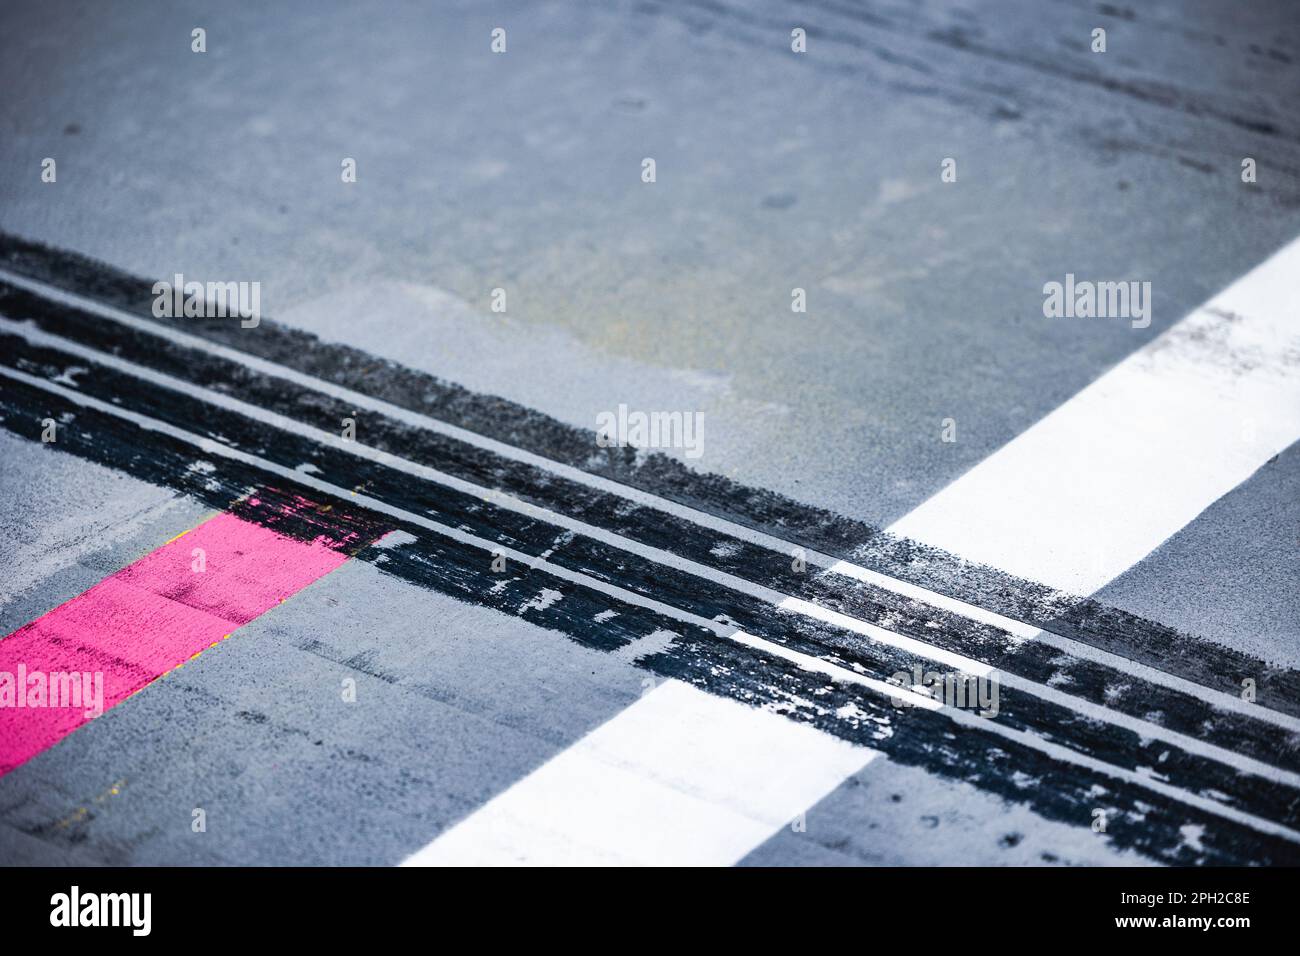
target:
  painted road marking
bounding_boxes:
[888,237,1300,595]
[0,508,364,776]
[403,680,881,866]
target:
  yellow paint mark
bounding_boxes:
[162,509,219,545]
[52,778,127,830]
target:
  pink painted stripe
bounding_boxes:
[0,507,360,775]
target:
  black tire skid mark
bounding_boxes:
[643,635,1300,866]
[2,231,1293,716]
[3,284,1297,770]
[2,356,1299,856]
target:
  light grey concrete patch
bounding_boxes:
[276,280,789,477]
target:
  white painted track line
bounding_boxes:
[407,236,1300,865]
[402,681,880,866]
[889,237,1300,596]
